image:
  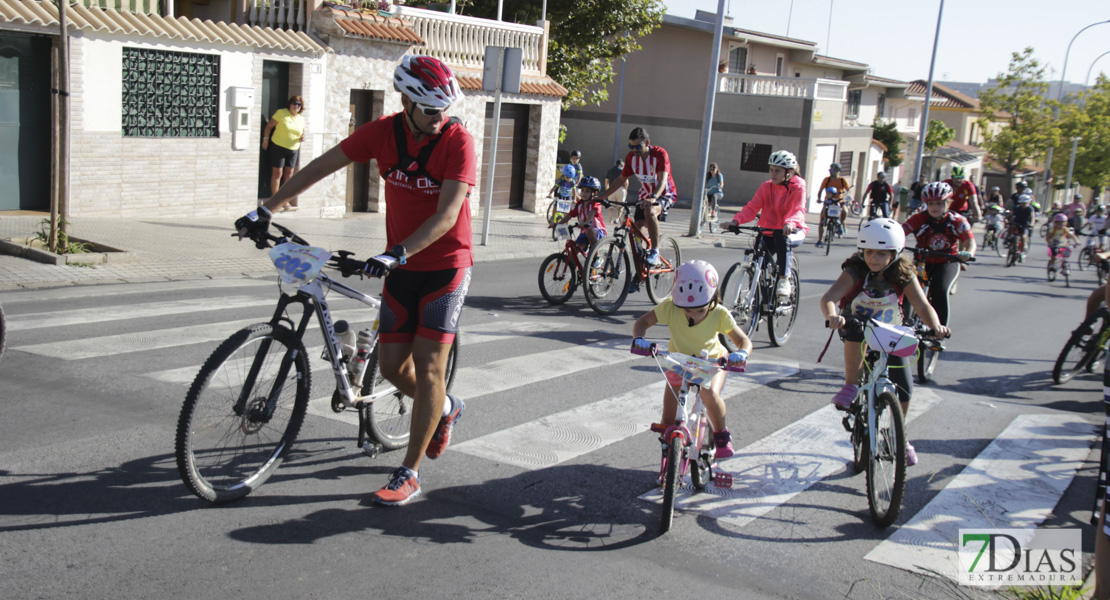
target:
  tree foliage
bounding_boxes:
[458,0,664,108]
[1050,74,1110,194]
[976,47,1059,179]
[923,119,954,152]
[872,119,903,167]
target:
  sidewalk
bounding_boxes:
[0,208,722,291]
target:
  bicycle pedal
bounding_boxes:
[361,442,382,459]
[713,472,734,488]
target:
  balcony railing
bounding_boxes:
[245,0,307,31]
[393,5,547,74]
[719,74,848,101]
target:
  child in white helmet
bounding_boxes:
[818,218,949,467]
[632,260,752,459]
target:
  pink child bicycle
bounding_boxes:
[632,342,745,533]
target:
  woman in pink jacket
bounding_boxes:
[728,150,809,300]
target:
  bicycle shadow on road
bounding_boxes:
[465,293,655,325]
[227,463,661,551]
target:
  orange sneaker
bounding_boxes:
[372,467,421,506]
[425,394,465,459]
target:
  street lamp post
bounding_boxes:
[1063,50,1110,198]
[1043,19,1110,205]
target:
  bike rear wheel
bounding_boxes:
[866,391,906,527]
[1079,247,1093,272]
[584,239,631,315]
[645,236,681,305]
[660,436,683,534]
[994,231,1005,257]
[768,265,800,347]
[176,323,311,503]
[1053,311,1105,384]
[362,335,460,450]
[538,252,578,305]
[721,262,760,340]
[850,201,863,216]
[917,341,940,384]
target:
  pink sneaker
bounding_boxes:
[713,429,734,459]
[906,443,918,467]
[831,384,858,410]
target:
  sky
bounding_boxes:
[665,0,1110,87]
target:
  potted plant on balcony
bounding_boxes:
[375,0,393,16]
[747,64,757,75]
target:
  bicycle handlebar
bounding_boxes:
[237,222,379,279]
[630,342,746,372]
[834,315,949,340]
[904,247,976,263]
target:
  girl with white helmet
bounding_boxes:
[632,260,753,459]
[819,218,949,467]
[728,149,809,301]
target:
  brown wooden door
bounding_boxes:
[348,89,378,213]
[481,102,528,209]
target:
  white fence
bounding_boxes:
[719,74,848,101]
[394,5,546,74]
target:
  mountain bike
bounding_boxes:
[584,199,681,314]
[981,222,1002,256]
[175,222,459,504]
[1076,227,1101,273]
[632,343,744,533]
[1046,245,1074,287]
[1052,306,1110,384]
[1004,225,1026,267]
[700,192,721,234]
[720,226,800,347]
[901,248,972,384]
[538,223,596,305]
[837,316,935,527]
[820,200,844,256]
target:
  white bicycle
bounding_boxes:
[175,222,459,503]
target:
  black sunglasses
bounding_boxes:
[290,102,302,107]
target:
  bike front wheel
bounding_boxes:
[538,252,578,305]
[721,262,759,340]
[363,336,460,450]
[645,236,681,305]
[660,436,683,534]
[824,223,834,255]
[917,341,940,384]
[1053,314,1104,384]
[866,391,906,527]
[1079,247,1093,272]
[850,201,863,216]
[584,239,631,315]
[690,420,714,491]
[176,323,311,503]
[851,400,868,475]
[768,265,800,347]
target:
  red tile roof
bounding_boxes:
[456,75,568,98]
[906,80,980,110]
[322,5,424,45]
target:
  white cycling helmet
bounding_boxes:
[768,150,798,170]
[857,218,906,253]
[393,55,462,109]
[1018,193,1032,204]
[671,260,719,308]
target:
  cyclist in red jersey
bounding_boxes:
[943,165,981,223]
[236,56,475,507]
[901,182,976,327]
[598,127,677,267]
[816,163,851,247]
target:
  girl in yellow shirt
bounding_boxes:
[632,260,752,458]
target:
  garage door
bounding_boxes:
[481,102,528,210]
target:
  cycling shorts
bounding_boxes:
[379,266,471,344]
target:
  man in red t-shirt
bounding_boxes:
[236,56,475,507]
[597,127,677,268]
[943,165,981,223]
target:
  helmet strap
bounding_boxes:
[404,101,437,139]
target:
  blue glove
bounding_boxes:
[631,337,654,356]
[363,254,399,277]
[728,350,748,364]
[235,205,272,237]
[957,251,973,261]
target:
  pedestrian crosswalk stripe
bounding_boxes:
[0,278,275,304]
[637,387,944,525]
[452,359,800,469]
[863,414,1095,583]
[6,296,277,331]
[144,320,569,385]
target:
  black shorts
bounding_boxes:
[633,195,674,222]
[268,143,299,169]
[379,266,471,344]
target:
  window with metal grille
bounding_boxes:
[740,143,773,172]
[122,48,219,138]
[727,47,748,73]
[838,151,853,176]
[846,89,861,120]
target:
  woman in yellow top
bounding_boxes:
[262,95,306,199]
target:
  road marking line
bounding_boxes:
[637,387,944,525]
[864,414,1095,584]
[452,359,800,469]
[6,296,277,331]
[0,278,275,304]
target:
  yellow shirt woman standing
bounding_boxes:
[262,95,306,205]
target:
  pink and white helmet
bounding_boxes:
[921,181,953,202]
[393,55,463,109]
[672,260,719,308]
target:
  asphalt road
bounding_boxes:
[0,226,1102,600]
